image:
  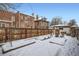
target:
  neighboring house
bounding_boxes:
[0,10,35,28]
[0,10,15,28]
[15,12,35,28]
[75,27,79,39]
[50,24,78,36]
[70,25,78,37]
[50,24,70,35]
[34,18,49,29]
[0,10,49,29]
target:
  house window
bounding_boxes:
[59,27,63,30]
[2,23,5,27]
[11,16,15,21]
[21,16,23,20]
[25,17,28,20]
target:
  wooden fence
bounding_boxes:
[0,27,53,43]
[75,28,79,40]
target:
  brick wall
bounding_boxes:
[0,10,15,27]
[0,10,35,28]
[34,20,49,29]
[15,13,35,28]
[0,10,49,29]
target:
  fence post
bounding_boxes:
[5,28,8,42]
[25,28,27,38]
[21,28,22,39]
[9,28,12,47]
[37,28,38,36]
[48,29,49,34]
[31,26,32,37]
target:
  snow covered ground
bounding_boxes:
[0,34,79,56]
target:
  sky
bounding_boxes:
[15,3,79,25]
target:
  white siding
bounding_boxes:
[63,28,70,34]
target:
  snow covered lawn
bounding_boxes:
[2,38,35,52]
[49,36,67,46]
[59,36,79,56]
[0,35,79,56]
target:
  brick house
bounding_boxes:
[34,18,49,29]
[0,10,35,28]
[15,12,35,28]
[0,10,49,29]
[0,10,15,28]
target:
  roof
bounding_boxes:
[34,19,49,23]
[76,27,79,30]
[49,24,70,29]
[0,10,16,15]
[71,24,78,27]
[51,24,69,27]
[17,13,34,18]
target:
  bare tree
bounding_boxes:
[0,3,21,12]
[0,3,13,11]
[50,16,62,26]
[68,19,77,26]
[41,17,47,21]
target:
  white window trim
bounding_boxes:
[0,19,13,22]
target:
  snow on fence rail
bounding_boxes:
[0,27,53,43]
